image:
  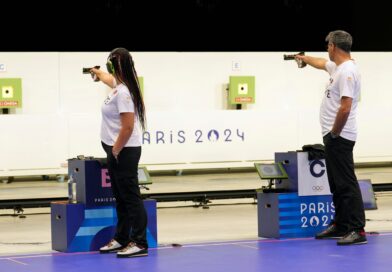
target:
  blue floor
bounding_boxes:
[1,233,391,272]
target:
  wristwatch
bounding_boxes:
[330,132,339,139]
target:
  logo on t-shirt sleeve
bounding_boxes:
[325,89,331,98]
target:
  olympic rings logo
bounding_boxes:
[312,186,324,191]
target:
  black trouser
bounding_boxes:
[323,133,365,233]
[102,142,148,249]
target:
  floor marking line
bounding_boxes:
[7,258,28,265]
[0,254,53,260]
[235,244,259,250]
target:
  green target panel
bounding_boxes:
[229,76,255,105]
[0,78,22,108]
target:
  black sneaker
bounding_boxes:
[117,242,148,258]
[337,230,367,246]
[315,224,345,239]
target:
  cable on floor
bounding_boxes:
[0,212,50,217]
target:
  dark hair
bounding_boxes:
[325,30,352,53]
[108,48,146,131]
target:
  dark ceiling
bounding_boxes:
[2,0,392,51]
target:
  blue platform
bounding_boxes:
[51,199,157,252]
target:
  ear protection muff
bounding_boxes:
[106,52,118,74]
[106,58,115,74]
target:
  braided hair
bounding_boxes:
[108,48,146,131]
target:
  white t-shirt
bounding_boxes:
[320,60,361,141]
[100,83,142,146]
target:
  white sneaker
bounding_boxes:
[99,239,125,253]
[117,242,148,258]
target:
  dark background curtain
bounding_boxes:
[2,0,391,51]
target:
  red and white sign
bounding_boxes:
[0,101,18,106]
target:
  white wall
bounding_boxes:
[0,52,391,174]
